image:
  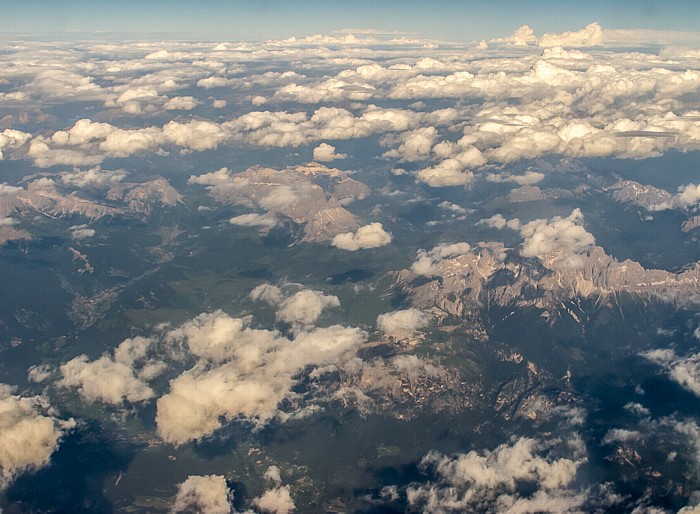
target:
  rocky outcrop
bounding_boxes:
[194,163,371,243]
[609,179,672,210]
[394,241,700,320]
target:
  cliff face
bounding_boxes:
[394,242,700,319]
[609,179,672,210]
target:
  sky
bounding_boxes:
[2,0,699,41]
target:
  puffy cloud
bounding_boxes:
[382,127,437,162]
[417,160,475,187]
[249,283,285,306]
[253,485,295,514]
[492,25,537,46]
[406,437,586,514]
[519,209,595,268]
[377,309,429,337]
[331,222,392,251]
[69,224,96,240]
[59,337,163,405]
[642,349,700,397]
[164,96,199,110]
[674,184,700,210]
[60,166,126,189]
[0,385,75,485]
[157,310,366,445]
[411,242,472,275]
[188,166,233,186]
[173,475,232,514]
[477,214,521,230]
[539,22,605,48]
[313,143,346,162]
[0,129,31,160]
[276,290,340,326]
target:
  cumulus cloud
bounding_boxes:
[157,310,366,445]
[173,475,232,514]
[60,166,126,189]
[276,289,340,327]
[59,337,164,405]
[539,22,605,48]
[331,222,392,251]
[519,209,595,268]
[477,214,521,230]
[377,309,429,337]
[0,384,75,485]
[313,143,346,162]
[253,485,295,514]
[249,283,285,306]
[382,127,437,162]
[0,129,31,160]
[671,183,700,210]
[492,25,537,46]
[411,242,472,275]
[642,349,700,397]
[164,96,199,110]
[406,436,587,514]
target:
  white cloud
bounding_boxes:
[0,129,31,160]
[539,23,605,48]
[164,96,199,110]
[276,289,340,327]
[377,309,429,337]
[486,171,545,186]
[411,242,472,275]
[313,143,347,162]
[0,384,75,485]
[173,475,232,514]
[60,166,126,189]
[477,214,522,231]
[674,184,700,210]
[520,209,595,268]
[250,284,285,306]
[406,436,587,514]
[602,429,642,445]
[492,25,537,46]
[253,485,295,514]
[59,337,163,405]
[331,222,392,251]
[157,310,366,445]
[382,127,437,162]
[642,349,700,397]
[69,224,96,240]
[229,213,277,228]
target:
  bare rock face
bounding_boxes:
[682,216,700,232]
[609,180,672,210]
[108,178,183,215]
[395,242,700,320]
[0,224,30,245]
[193,162,371,242]
[17,184,124,219]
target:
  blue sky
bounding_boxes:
[2,0,699,41]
